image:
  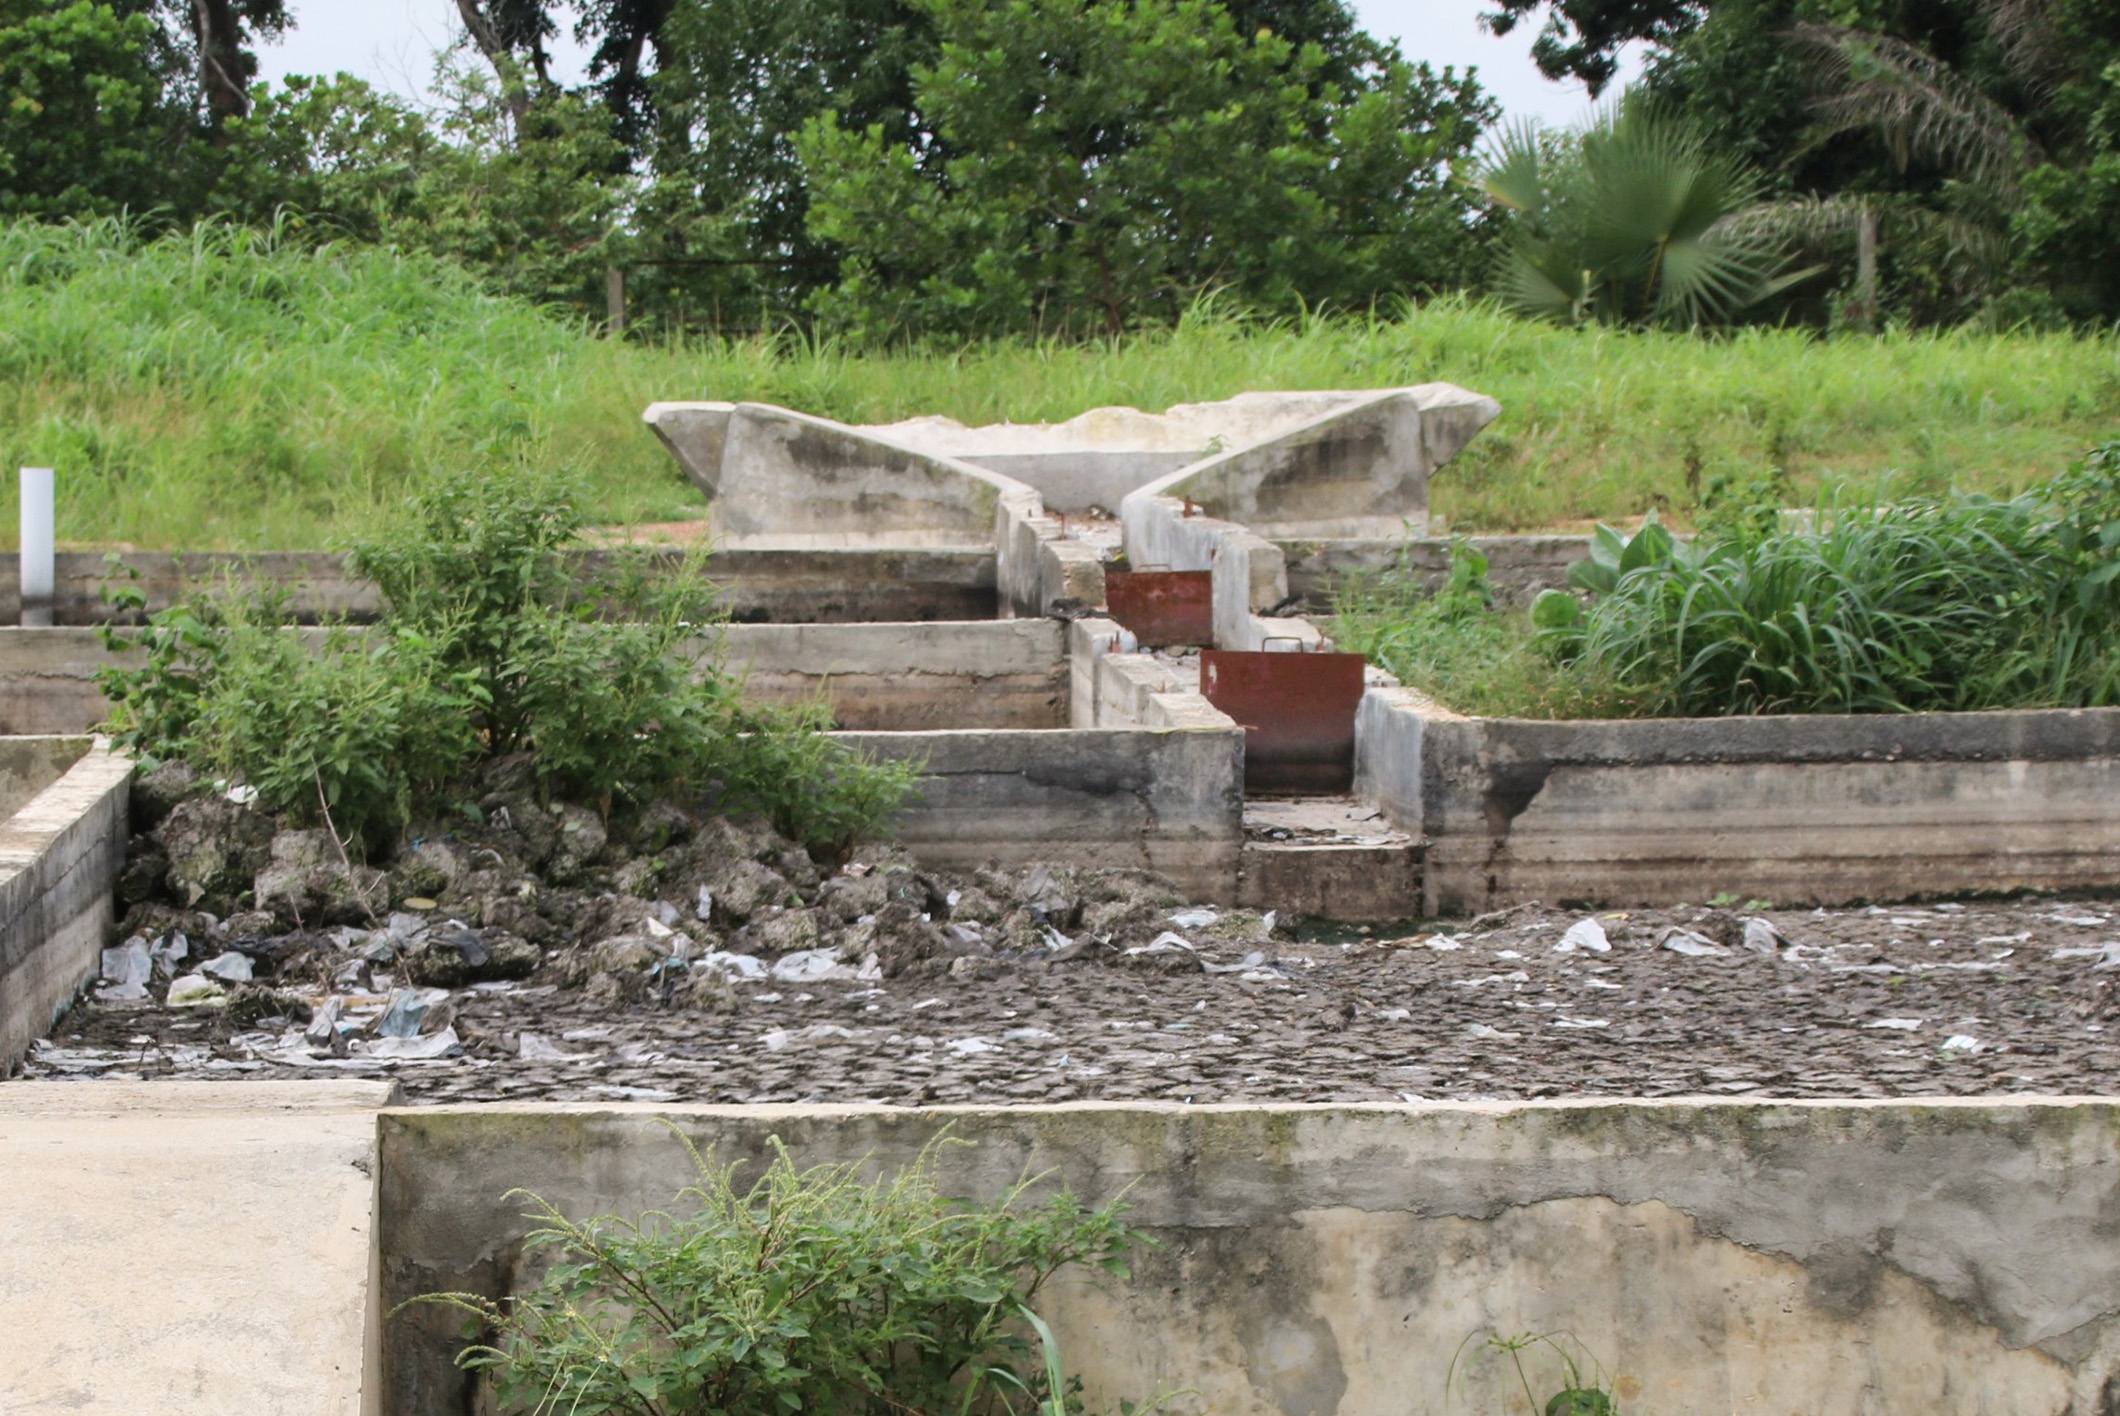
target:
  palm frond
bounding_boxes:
[1789,22,2041,197]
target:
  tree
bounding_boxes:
[0,1,175,218]
[1481,0,1703,93]
[1477,97,1816,327]
[796,0,1493,338]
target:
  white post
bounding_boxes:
[20,466,53,627]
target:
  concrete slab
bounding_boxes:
[0,1080,396,1416]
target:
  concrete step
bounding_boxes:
[1237,796,1422,920]
[0,1080,396,1416]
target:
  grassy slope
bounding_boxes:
[6,219,2119,550]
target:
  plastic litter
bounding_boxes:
[1867,1017,1923,1031]
[1555,918,1610,954]
[364,1026,461,1059]
[770,949,854,983]
[199,951,255,984]
[1168,907,1219,930]
[518,1032,594,1061]
[377,986,450,1038]
[1659,928,1728,958]
[1742,918,1788,954]
[165,974,227,1008]
[97,939,153,1000]
[1942,1034,1983,1053]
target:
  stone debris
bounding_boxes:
[25,774,2120,1102]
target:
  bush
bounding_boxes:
[413,1130,1145,1416]
[1537,444,2120,716]
[100,466,918,855]
[1330,541,1637,719]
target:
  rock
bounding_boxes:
[482,792,559,869]
[943,887,1004,925]
[708,859,795,925]
[219,909,278,940]
[546,804,607,883]
[870,902,955,980]
[154,797,274,913]
[1081,899,1163,948]
[199,950,255,984]
[776,848,822,893]
[589,934,663,976]
[115,840,169,908]
[817,872,889,924]
[129,759,198,833]
[1014,864,1079,925]
[402,928,539,988]
[253,830,386,926]
[390,838,465,901]
[682,966,740,1013]
[749,907,826,955]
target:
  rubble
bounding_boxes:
[18,772,2120,1104]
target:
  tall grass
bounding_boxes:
[5,217,2120,549]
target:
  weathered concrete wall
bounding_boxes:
[1396,703,2120,913]
[866,392,1387,514]
[1120,496,1320,652]
[379,1099,2120,1416]
[0,742,134,1070]
[728,620,1068,729]
[3,1080,391,1416]
[646,401,1027,542]
[1281,534,1591,609]
[833,726,1243,899]
[0,548,998,626]
[0,620,1064,735]
[1129,385,1498,541]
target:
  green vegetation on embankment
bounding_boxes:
[6,219,2119,551]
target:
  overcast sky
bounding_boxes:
[254,0,1639,128]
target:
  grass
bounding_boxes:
[5,217,2120,549]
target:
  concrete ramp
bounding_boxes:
[0,1080,395,1416]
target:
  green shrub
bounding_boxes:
[1538,443,2120,716]
[100,466,918,855]
[413,1130,1144,1416]
[1331,542,1637,720]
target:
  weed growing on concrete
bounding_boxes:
[98,466,918,855]
[1447,1329,1623,1416]
[407,1128,1145,1416]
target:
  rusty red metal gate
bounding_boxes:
[1200,646,1367,793]
[1103,569,1213,648]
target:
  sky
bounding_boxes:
[254,0,1640,128]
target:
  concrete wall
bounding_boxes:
[0,742,134,1070]
[833,726,1243,899]
[1383,702,2120,914]
[1,621,1065,735]
[379,1098,2120,1416]
[0,548,999,626]
[1120,495,1323,652]
[728,620,1068,729]
[645,401,1024,542]
[1281,534,1591,609]
[1128,385,1498,541]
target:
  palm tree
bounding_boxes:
[1764,8,2058,325]
[1476,97,1821,328]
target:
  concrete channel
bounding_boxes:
[8,1085,2120,1416]
[4,388,2120,1415]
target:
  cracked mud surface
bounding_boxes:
[22,893,2120,1105]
